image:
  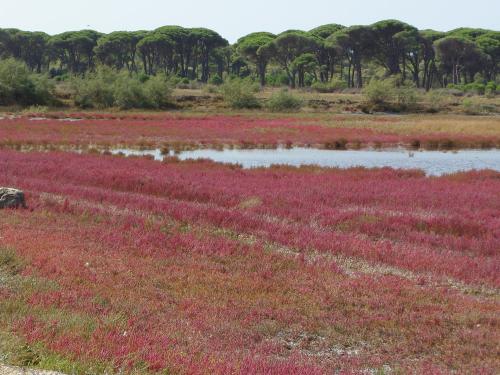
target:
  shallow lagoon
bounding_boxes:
[110,147,500,176]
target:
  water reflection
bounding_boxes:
[109,147,500,176]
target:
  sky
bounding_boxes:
[1,0,499,43]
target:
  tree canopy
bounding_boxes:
[0,20,497,89]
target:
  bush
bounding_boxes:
[447,82,492,96]
[22,105,49,114]
[485,81,497,97]
[395,84,418,110]
[203,84,219,94]
[176,79,201,90]
[426,89,449,113]
[138,73,150,83]
[447,88,465,97]
[461,98,497,115]
[144,75,173,109]
[113,74,148,109]
[464,82,486,95]
[447,83,464,91]
[72,69,172,109]
[220,79,260,109]
[114,74,172,109]
[462,99,481,115]
[71,69,116,109]
[311,79,348,93]
[209,75,224,86]
[0,58,56,106]
[266,89,303,112]
[362,79,395,108]
[266,70,290,87]
[362,78,420,112]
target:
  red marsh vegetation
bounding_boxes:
[0,150,498,374]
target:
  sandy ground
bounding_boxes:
[0,364,65,375]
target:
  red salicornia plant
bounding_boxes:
[0,150,498,374]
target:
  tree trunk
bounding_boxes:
[355,63,363,88]
[258,61,267,87]
[402,55,407,82]
[299,68,305,88]
[423,60,430,90]
[285,67,295,88]
[347,63,352,88]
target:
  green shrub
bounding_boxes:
[485,81,497,97]
[311,79,348,93]
[461,98,497,115]
[0,58,55,106]
[138,73,150,83]
[362,78,420,112]
[220,79,260,109]
[446,83,464,91]
[113,73,147,109]
[72,69,172,109]
[266,70,290,87]
[447,82,491,96]
[22,105,49,114]
[462,99,478,115]
[209,75,224,86]
[464,82,486,95]
[447,88,465,97]
[462,98,488,115]
[395,84,418,110]
[267,89,303,112]
[203,84,219,94]
[362,79,395,107]
[176,79,201,90]
[144,74,173,109]
[426,89,449,113]
[71,71,116,109]
[114,73,172,109]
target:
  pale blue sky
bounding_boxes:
[1,0,498,42]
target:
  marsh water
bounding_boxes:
[109,147,500,176]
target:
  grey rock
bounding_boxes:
[0,188,27,209]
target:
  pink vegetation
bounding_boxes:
[0,150,499,374]
[0,114,496,150]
